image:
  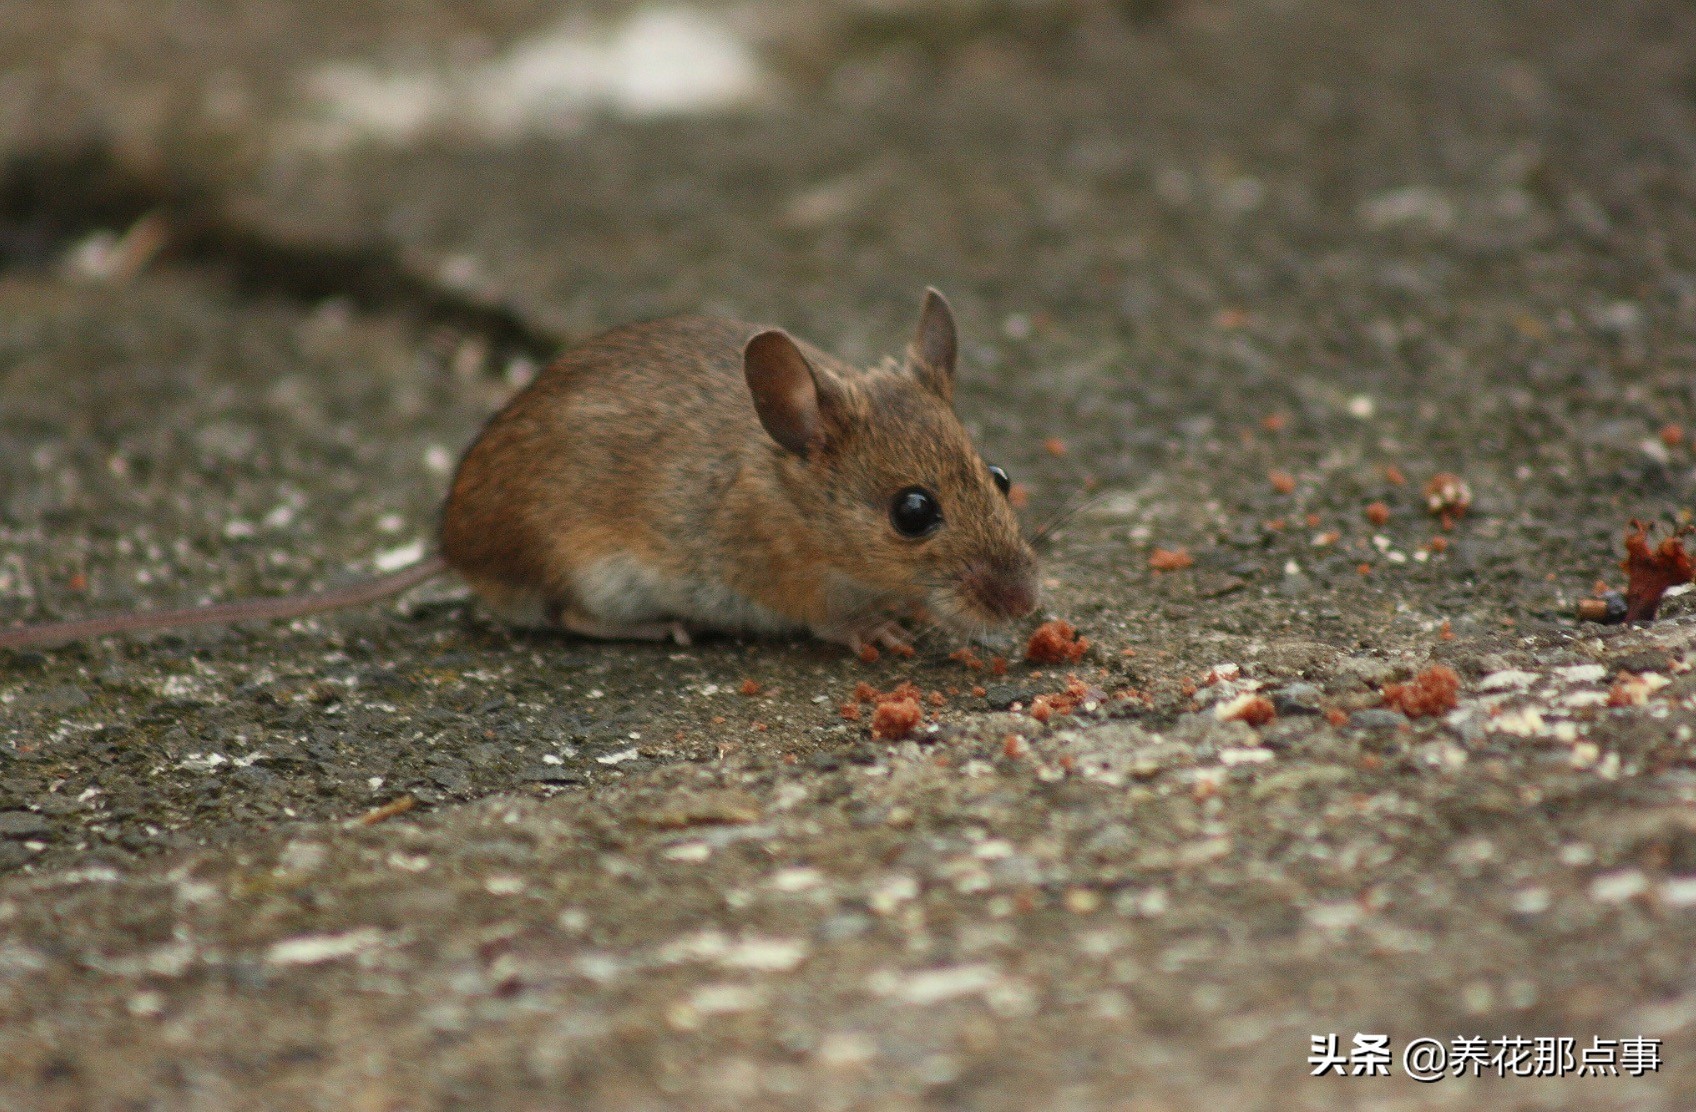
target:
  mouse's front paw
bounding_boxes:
[821,618,915,660]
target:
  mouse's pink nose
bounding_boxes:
[962,558,1038,621]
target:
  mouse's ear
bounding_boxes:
[745,329,830,458]
[907,287,957,404]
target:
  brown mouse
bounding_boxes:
[0,289,1037,653]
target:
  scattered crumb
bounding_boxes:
[1661,424,1684,449]
[1357,562,1373,576]
[739,679,761,696]
[1220,694,1276,727]
[1044,438,1068,457]
[839,702,861,721]
[1305,513,1322,527]
[1262,412,1287,432]
[1423,472,1472,528]
[1381,665,1461,718]
[858,644,879,664]
[990,656,1008,676]
[1365,501,1391,526]
[949,648,985,670]
[870,696,922,740]
[1026,620,1089,664]
[853,682,880,704]
[971,685,987,697]
[1384,464,1407,486]
[1428,535,1449,553]
[1008,483,1029,510]
[1269,470,1296,495]
[1439,619,1454,641]
[1621,520,1695,622]
[1324,708,1349,727]
[1149,547,1194,572]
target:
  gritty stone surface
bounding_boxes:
[4,0,1696,1108]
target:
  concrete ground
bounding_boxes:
[4,0,1696,1107]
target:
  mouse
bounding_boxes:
[0,288,1038,654]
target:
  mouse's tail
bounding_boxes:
[0,554,449,650]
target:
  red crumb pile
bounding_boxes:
[870,697,922,740]
[1381,665,1461,718]
[1029,674,1105,723]
[845,680,926,740]
[1621,520,1695,622]
[1026,620,1089,664]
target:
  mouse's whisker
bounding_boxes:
[1027,488,1109,549]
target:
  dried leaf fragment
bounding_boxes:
[1621,520,1695,622]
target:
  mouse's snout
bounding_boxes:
[959,553,1039,623]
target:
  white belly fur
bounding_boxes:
[574,554,799,635]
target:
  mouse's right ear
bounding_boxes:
[744,329,831,459]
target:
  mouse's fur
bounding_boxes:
[439,289,1037,650]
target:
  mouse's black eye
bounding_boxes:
[988,465,1011,496]
[890,487,943,538]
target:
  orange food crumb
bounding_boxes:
[1324,708,1349,727]
[1661,424,1685,449]
[1264,518,1286,532]
[1365,501,1391,527]
[853,682,881,703]
[1305,513,1321,528]
[67,572,87,592]
[870,696,923,740]
[1214,307,1248,329]
[949,647,985,670]
[1262,412,1288,433]
[753,722,768,732]
[1044,437,1068,457]
[1029,698,1053,724]
[971,685,987,697]
[1229,696,1277,727]
[1120,647,1137,657]
[739,679,762,696]
[1008,483,1029,510]
[1269,470,1297,495]
[839,701,862,721]
[990,656,1009,676]
[1314,531,1340,547]
[1384,464,1406,486]
[889,681,923,702]
[1428,535,1449,553]
[1149,547,1194,572]
[1380,665,1461,718]
[1439,619,1454,641]
[890,641,916,659]
[1179,678,1197,698]
[1026,619,1090,664]
[711,715,727,725]
[858,644,879,664]
[929,691,946,707]
[1002,735,1025,759]
[1357,562,1373,576]
[1621,519,1696,622]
